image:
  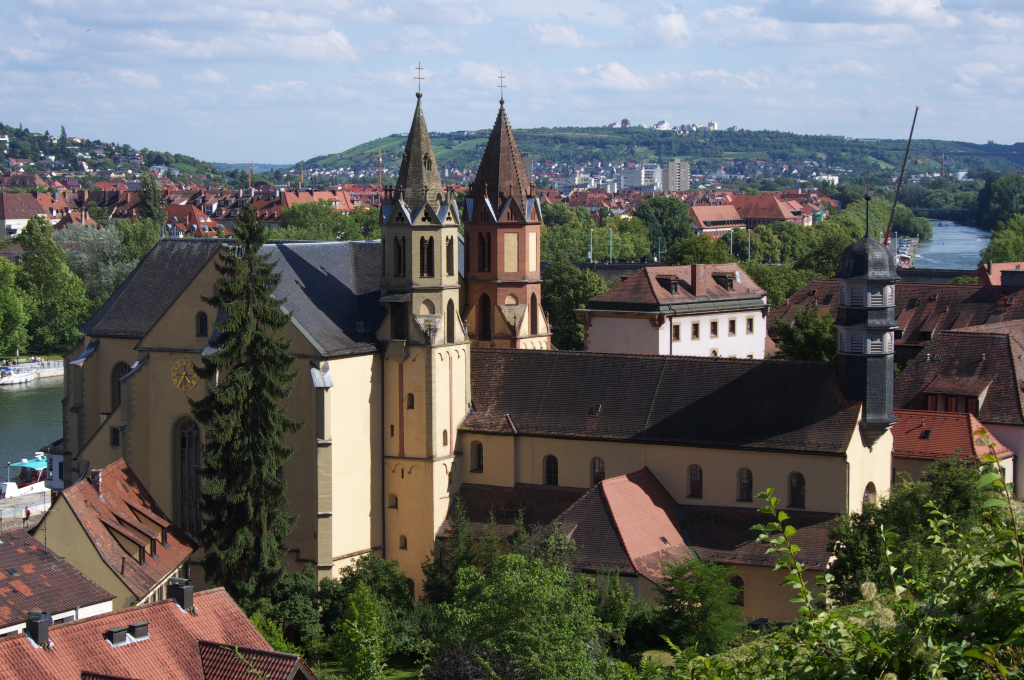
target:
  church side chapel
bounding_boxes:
[60,91,897,620]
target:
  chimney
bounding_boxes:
[89,469,102,498]
[691,264,706,296]
[167,578,193,610]
[26,611,51,648]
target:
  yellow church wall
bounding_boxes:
[731,564,822,622]
[77,403,124,474]
[845,418,894,514]
[35,495,136,610]
[458,433,515,487]
[140,260,220,354]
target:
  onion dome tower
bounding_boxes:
[834,193,899,433]
[463,99,551,349]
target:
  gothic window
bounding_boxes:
[591,457,605,485]
[737,468,753,502]
[111,362,130,410]
[196,311,208,337]
[478,294,492,341]
[177,419,202,538]
[730,576,745,606]
[420,237,434,277]
[446,236,454,276]
[789,472,806,509]
[394,237,406,277]
[446,299,456,344]
[688,465,703,498]
[423,153,432,172]
[478,233,491,272]
[530,294,539,336]
[442,429,448,446]
[392,302,408,340]
[863,482,877,505]
[544,455,559,486]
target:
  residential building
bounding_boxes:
[689,205,745,239]
[576,264,769,358]
[0,192,45,238]
[662,159,690,192]
[0,587,316,680]
[0,243,23,265]
[33,459,197,609]
[0,529,114,636]
[618,163,662,191]
[729,194,804,227]
[891,409,1013,483]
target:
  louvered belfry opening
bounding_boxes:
[420,237,434,277]
[478,294,492,341]
[478,232,491,272]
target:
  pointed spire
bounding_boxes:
[393,93,443,210]
[470,101,530,210]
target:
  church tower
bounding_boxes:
[377,93,470,593]
[834,193,899,435]
[464,100,551,350]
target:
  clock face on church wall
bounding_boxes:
[172,359,199,392]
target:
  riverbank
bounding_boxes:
[0,376,64,470]
[913,220,990,270]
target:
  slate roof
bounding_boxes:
[0,192,44,220]
[837,235,899,280]
[679,506,835,570]
[198,640,317,680]
[471,103,531,210]
[443,484,588,539]
[770,280,1024,351]
[81,238,383,356]
[464,349,862,455]
[0,589,272,680]
[893,322,1024,426]
[585,264,765,311]
[393,93,444,210]
[892,409,1012,462]
[0,530,114,629]
[58,459,197,600]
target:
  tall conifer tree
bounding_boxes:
[190,205,302,611]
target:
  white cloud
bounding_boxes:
[115,69,161,89]
[254,80,309,94]
[571,62,650,91]
[183,68,229,84]
[528,23,595,49]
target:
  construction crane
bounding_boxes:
[314,149,389,187]
[214,162,254,188]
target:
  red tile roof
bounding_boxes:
[0,589,270,680]
[586,264,765,308]
[0,530,114,629]
[689,205,745,232]
[892,409,1012,461]
[0,192,45,220]
[729,194,800,222]
[59,460,197,599]
[198,640,317,680]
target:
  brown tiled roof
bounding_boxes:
[892,409,1012,461]
[770,280,1024,349]
[729,195,798,222]
[59,459,197,599]
[445,483,587,539]
[585,264,765,310]
[0,590,270,680]
[464,349,861,455]
[80,673,142,680]
[198,640,317,680]
[555,486,635,576]
[680,506,835,570]
[470,103,531,209]
[0,192,44,220]
[893,323,1024,426]
[0,529,114,629]
[689,205,745,230]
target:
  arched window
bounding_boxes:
[177,419,203,538]
[446,236,454,276]
[420,299,435,315]
[530,294,538,336]
[478,294,492,341]
[420,237,435,277]
[688,465,703,498]
[399,535,408,550]
[446,299,456,344]
[544,455,559,486]
[442,429,448,446]
[391,302,408,340]
[730,575,744,607]
[591,457,605,485]
[504,294,519,306]
[388,494,398,508]
[407,393,415,409]
[789,472,806,509]
[393,236,406,277]
[863,482,877,505]
[111,362,130,410]
[478,232,491,272]
[737,468,752,502]
[471,442,483,472]
[196,311,208,337]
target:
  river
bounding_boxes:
[0,376,63,473]
[911,219,990,271]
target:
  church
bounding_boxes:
[59,93,897,621]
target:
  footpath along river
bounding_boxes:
[0,219,995,473]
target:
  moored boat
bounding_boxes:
[2,453,49,498]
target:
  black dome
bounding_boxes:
[836,236,898,280]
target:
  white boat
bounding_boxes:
[2,453,49,498]
[0,361,64,385]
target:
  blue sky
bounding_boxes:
[1,0,1021,164]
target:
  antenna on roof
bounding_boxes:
[414,62,424,94]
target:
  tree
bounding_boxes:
[15,215,89,352]
[540,262,609,351]
[190,205,302,612]
[772,305,838,361]
[977,173,1024,231]
[322,553,418,652]
[422,498,480,604]
[53,225,136,303]
[744,187,761,195]
[541,203,594,262]
[632,196,692,250]
[601,215,652,262]
[979,214,1024,264]
[948,275,980,285]
[796,230,855,279]
[330,582,395,680]
[741,261,814,307]
[138,171,165,223]
[664,234,733,265]
[0,258,30,355]
[655,558,744,654]
[86,201,110,228]
[277,200,362,241]
[115,217,162,262]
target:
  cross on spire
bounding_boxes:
[414,62,424,93]
[498,71,506,104]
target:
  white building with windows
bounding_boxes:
[618,163,663,190]
[576,264,769,358]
